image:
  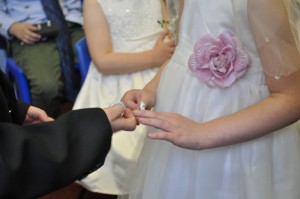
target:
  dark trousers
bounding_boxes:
[10,23,84,118]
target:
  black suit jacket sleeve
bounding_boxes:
[15,101,30,123]
[0,108,112,199]
[0,69,29,125]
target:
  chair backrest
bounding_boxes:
[75,37,91,85]
[6,58,32,103]
[0,49,6,72]
[1,36,32,103]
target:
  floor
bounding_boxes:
[38,183,118,199]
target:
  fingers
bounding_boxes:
[38,111,54,122]
[104,103,125,121]
[122,109,137,131]
[160,29,176,46]
[123,100,139,110]
[147,131,173,141]
[22,36,38,45]
[114,117,137,131]
[23,28,41,44]
[24,106,54,124]
[139,93,153,110]
[27,24,40,36]
[134,109,165,119]
[138,117,168,131]
[123,108,135,119]
[27,31,41,41]
[127,109,176,132]
[105,104,138,132]
[122,89,141,110]
[159,30,170,41]
[16,23,41,44]
[134,110,171,132]
[111,109,137,132]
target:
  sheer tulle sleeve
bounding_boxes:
[248,0,300,79]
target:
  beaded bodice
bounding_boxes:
[97,0,163,51]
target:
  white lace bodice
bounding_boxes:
[97,0,163,51]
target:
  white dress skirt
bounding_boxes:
[122,0,300,198]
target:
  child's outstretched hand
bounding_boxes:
[133,109,205,150]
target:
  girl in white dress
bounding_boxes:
[121,0,300,198]
[73,0,175,196]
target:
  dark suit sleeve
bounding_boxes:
[0,69,30,125]
[13,101,30,124]
[0,108,112,199]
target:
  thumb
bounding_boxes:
[38,113,54,122]
[139,93,153,110]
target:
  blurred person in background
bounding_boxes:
[73,0,176,198]
[0,0,84,118]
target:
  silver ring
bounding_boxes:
[140,102,146,110]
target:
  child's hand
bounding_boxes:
[151,30,176,66]
[134,109,204,150]
[24,106,54,124]
[122,89,156,111]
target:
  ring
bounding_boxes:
[110,101,126,110]
[140,102,146,110]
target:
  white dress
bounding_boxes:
[73,0,163,194]
[124,0,300,199]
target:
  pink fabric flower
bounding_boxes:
[188,31,250,88]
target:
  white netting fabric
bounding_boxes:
[247,0,300,78]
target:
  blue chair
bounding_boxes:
[6,58,32,103]
[75,37,91,85]
[1,38,31,103]
[3,38,89,104]
[0,49,6,72]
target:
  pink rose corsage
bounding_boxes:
[188,31,250,88]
